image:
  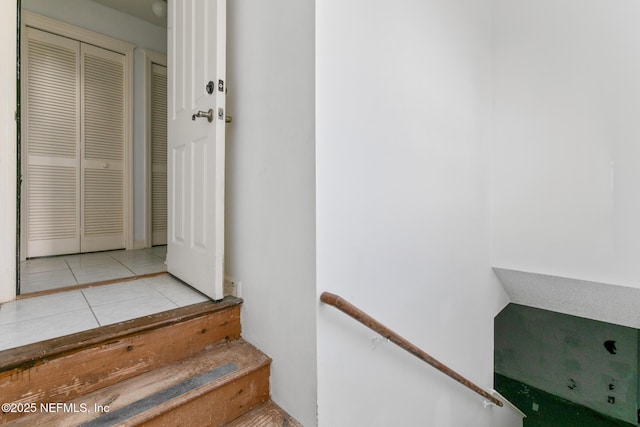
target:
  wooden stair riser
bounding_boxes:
[5,339,271,427]
[2,340,271,427]
[225,400,304,427]
[0,306,240,424]
[135,364,271,427]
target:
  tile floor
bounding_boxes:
[0,247,212,352]
[0,273,210,351]
[20,246,168,294]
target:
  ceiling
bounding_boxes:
[91,0,167,28]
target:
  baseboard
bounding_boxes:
[133,240,148,250]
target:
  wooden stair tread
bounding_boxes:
[0,296,243,373]
[226,401,303,427]
[0,292,292,425]
[0,299,243,423]
[7,339,271,426]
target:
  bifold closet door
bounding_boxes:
[24,28,126,258]
[80,44,126,253]
[151,63,167,246]
[24,28,81,258]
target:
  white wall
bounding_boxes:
[492,0,640,288]
[316,1,513,425]
[23,0,167,246]
[0,5,17,303]
[224,1,317,425]
[23,0,166,52]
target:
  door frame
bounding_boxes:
[20,11,135,261]
[0,1,17,303]
[143,49,167,249]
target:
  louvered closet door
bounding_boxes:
[151,63,167,246]
[80,44,125,252]
[24,28,81,258]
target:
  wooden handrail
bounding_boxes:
[320,292,503,407]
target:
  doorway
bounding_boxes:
[17,1,166,294]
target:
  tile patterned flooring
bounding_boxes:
[0,248,210,351]
[20,246,169,294]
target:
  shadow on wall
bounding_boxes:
[494,304,638,426]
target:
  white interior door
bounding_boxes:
[167,0,226,300]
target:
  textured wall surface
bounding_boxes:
[494,268,640,329]
[495,303,638,424]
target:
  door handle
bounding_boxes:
[192,109,214,123]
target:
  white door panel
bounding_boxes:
[80,43,126,253]
[24,28,81,258]
[167,0,226,300]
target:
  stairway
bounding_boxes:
[0,297,301,426]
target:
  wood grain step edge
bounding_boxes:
[0,296,243,373]
[225,400,303,427]
[0,304,242,421]
[5,339,271,427]
[125,362,271,426]
[87,341,270,426]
